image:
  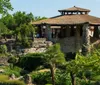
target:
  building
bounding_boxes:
[32,6,100,55]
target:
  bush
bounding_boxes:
[21,39,32,48]
[0,80,25,85]
[55,70,71,85]
[17,53,44,72]
[8,57,17,64]
[31,71,51,85]
[30,69,71,85]
[0,75,25,85]
[3,66,22,77]
[0,45,7,54]
[0,75,8,81]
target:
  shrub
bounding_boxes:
[0,75,25,85]
[3,66,22,77]
[17,53,44,72]
[8,57,17,64]
[0,75,8,81]
[0,80,25,85]
[31,71,51,85]
[55,70,71,85]
[0,45,7,54]
[31,69,71,85]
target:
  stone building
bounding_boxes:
[32,6,100,55]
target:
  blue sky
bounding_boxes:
[10,0,100,18]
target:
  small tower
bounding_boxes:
[58,6,90,15]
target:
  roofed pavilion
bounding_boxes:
[32,6,100,55]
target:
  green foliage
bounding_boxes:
[14,23,35,48]
[0,0,13,15]
[17,53,44,72]
[0,14,16,30]
[92,75,100,81]
[8,57,18,64]
[13,11,34,26]
[0,75,8,81]
[44,43,65,65]
[30,69,71,85]
[0,45,7,54]
[55,70,71,85]
[34,16,47,21]
[0,11,47,48]
[3,66,22,77]
[0,22,8,36]
[43,44,66,85]
[31,71,51,85]
[45,84,52,85]
[0,75,25,85]
[0,80,25,85]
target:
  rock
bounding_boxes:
[24,74,32,85]
[9,74,16,80]
[0,69,4,73]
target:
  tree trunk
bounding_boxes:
[31,32,34,41]
[15,34,18,41]
[4,34,7,41]
[70,72,76,85]
[50,64,55,85]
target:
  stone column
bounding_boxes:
[82,23,90,56]
[45,24,52,41]
[75,26,81,52]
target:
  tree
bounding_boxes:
[13,11,34,27]
[0,0,13,15]
[28,24,35,41]
[43,44,66,85]
[0,14,16,30]
[26,12,34,23]
[14,23,35,48]
[0,22,9,40]
[34,16,47,21]
[65,52,100,85]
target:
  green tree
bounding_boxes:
[0,14,16,30]
[43,44,66,85]
[0,22,9,40]
[13,11,34,26]
[65,52,100,85]
[0,0,13,15]
[28,24,35,41]
[13,11,27,26]
[34,16,47,21]
[26,12,34,23]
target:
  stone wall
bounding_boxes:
[53,37,82,53]
[23,38,52,54]
[0,57,9,65]
[52,37,100,53]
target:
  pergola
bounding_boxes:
[32,6,100,55]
